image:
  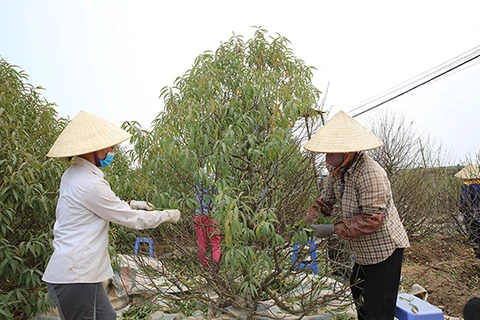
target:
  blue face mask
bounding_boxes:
[99,151,115,167]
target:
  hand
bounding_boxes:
[311,224,335,238]
[165,210,181,223]
[130,200,155,211]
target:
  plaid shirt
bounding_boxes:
[321,152,410,265]
[195,182,215,216]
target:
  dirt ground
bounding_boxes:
[400,234,480,318]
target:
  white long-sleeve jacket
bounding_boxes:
[42,157,172,283]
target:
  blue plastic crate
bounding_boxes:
[395,293,444,320]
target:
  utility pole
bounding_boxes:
[418,138,427,168]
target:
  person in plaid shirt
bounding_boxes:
[304,111,410,320]
[194,169,221,269]
[455,164,480,259]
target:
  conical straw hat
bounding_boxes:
[454,163,480,180]
[304,110,384,153]
[47,110,132,158]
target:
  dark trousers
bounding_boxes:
[47,282,116,320]
[350,248,404,320]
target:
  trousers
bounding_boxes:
[350,248,404,320]
[194,215,221,268]
[47,282,116,320]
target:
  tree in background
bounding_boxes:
[117,28,345,318]
[0,59,67,319]
[367,108,461,237]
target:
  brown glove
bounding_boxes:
[305,200,333,223]
[334,212,384,240]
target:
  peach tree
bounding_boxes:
[0,59,67,319]
[120,29,342,318]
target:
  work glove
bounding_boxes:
[304,209,319,224]
[129,200,155,211]
[305,200,333,223]
[164,209,181,223]
[311,224,335,238]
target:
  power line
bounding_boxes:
[348,45,480,115]
[347,45,480,114]
[346,46,480,118]
[428,59,480,85]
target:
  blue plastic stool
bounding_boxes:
[395,293,443,320]
[134,237,154,257]
[292,239,318,274]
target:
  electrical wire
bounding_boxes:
[344,45,480,118]
[348,45,480,113]
[427,59,480,86]
[347,45,480,115]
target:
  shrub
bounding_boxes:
[0,58,67,319]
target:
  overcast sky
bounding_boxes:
[1,0,479,164]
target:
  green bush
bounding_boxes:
[0,58,67,319]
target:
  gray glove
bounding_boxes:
[130,200,155,211]
[311,224,335,238]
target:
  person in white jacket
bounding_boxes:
[42,110,181,320]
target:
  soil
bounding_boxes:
[400,234,480,318]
